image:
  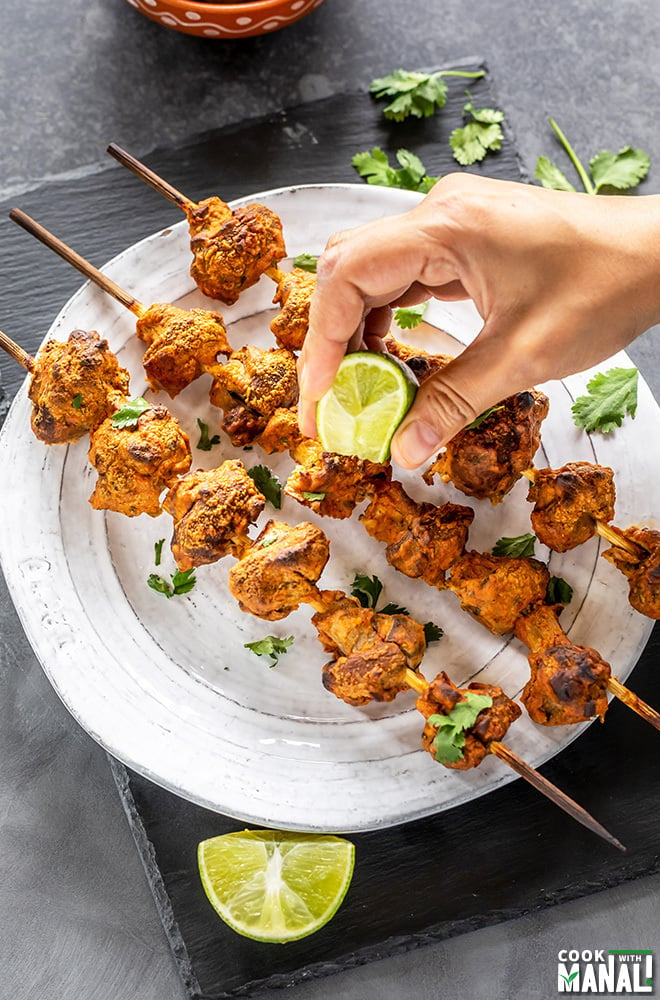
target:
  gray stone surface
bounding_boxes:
[1,1,659,998]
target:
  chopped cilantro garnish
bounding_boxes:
[244,635,294,667]
[147,567,196,599]
[71,393,83,410]
[394,302,428,329]
[111,397,151,429]
[423,622,444,644]
[465,404,504,430]
[154,538,165,566]
[196,418,221,451]
[379,601,410,616]
[369,68,485,122]
[350,573,383,609]
[352,147,438,194]
[547,576,574,605]
[571,367,639,433]
[450,99,504,165]
[428,692,493,764]
[247,465,282,509]
[350,574,443,639]
[301,491,326,502]
[293,253,318,273]
[492,533,537,558]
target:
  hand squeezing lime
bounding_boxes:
[198,830,355,943]
[316,351,418,463]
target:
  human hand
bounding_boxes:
[298,173,660,468]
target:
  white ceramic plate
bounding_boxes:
[0,184,657,832]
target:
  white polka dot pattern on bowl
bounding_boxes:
[127,0,326,37]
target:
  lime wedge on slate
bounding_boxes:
[316,351,418,462]
[198,830,355,943]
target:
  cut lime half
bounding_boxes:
[316,351,418,463]
[198,830,355,943]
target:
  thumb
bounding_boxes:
[390,342,517,469]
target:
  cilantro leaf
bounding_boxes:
[293,253,318,273]
[171,568,196,596]
[196,418,221,452]
[301,491,326,501]
[450,100,504,166]
[394,301,428,329]
[154,538,165,566]
[465,404,504,430]
[423,622,444,644]
[540,119,651,195]
[492,532,537,558]
[352,147,438,194]
[350,572,383,609]
[147,567,196,598]
[370,69,449,121]
[147,573,173,598]
[589,147,651,193]
[244,635,294,667]
[571,367,638,433]
[547,575,574,605]
[428,692,493,765]
[247,465,282,509]
[111,397,151,429]
[71,393,83,410]
[379,601,410,616]
[369,68,485,122]
[534,156,576,192]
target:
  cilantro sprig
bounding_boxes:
[571,367,639,433]
[196,418,221,452]
[352,147,438,194]
[350,573,443,644]
[369,68,485,122]
[293,253,318,273]
[492,533,537,558]
[148,568,196,599]
[450,99,504,165]
[154,538,165,567]
[428,692,493,764]
[394,302,428,329]
[111,397,151,429]
[536,118,650,194]
[247,465,282,509]
[244,635,294,667]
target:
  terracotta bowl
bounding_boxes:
[124,0,326,37]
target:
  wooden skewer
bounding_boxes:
[106,143,191,212]
[9,209,146,318]
[607,676,660,731]
[489,740,625,852]
[522,465,648,559]
[0,330,34,372]
[403,668,625,851]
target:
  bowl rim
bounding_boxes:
[143,0,317,14]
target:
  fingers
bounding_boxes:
[390,332,529,469]
[298,211,460,420]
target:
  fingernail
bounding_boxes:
[392,420,441,468]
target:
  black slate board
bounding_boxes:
[1,61,658,999]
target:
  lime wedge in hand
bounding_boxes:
[198,830,355,943]
[316,351,418,462]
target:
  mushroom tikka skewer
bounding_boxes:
[9,208,232,398]
[227,536,624,850]
[106,143,286,306]
[522,464,660,619]
[0,326,192,516]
